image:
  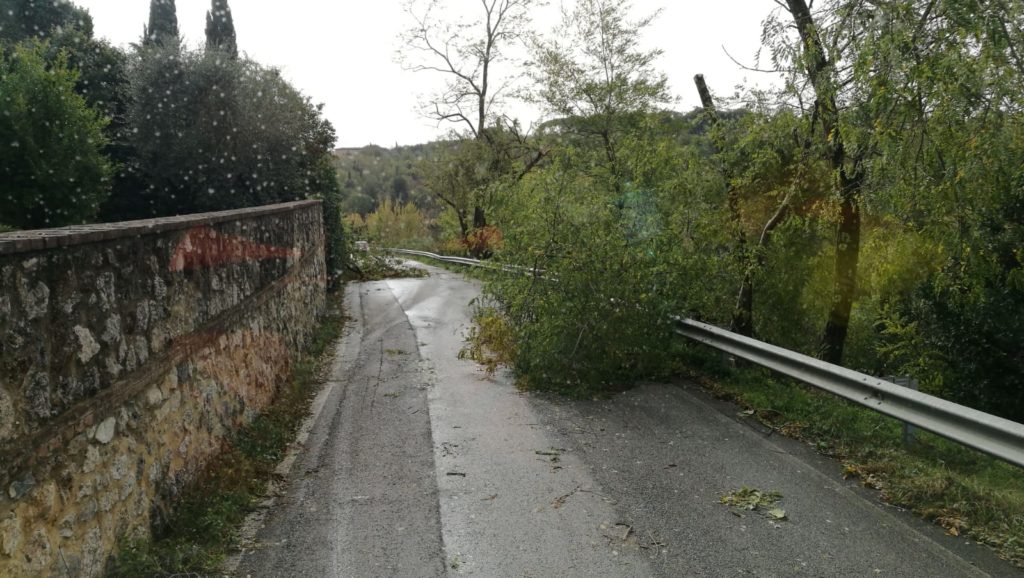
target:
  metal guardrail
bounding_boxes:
[389,248,1024,468]
[388,248,541,276]
[674,318,1024,468]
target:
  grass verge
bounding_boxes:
[106,290,348,576]
[679,346,1024,568]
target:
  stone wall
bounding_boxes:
[0,201,326,576]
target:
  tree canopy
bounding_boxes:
[0,42,111,229]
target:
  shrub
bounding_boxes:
[0,41,111,228]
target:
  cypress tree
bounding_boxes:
[143,0,179,48]
[205,0,238,58]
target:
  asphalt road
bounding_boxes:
[234,263,1018,577]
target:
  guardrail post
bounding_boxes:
[885,376,920,447]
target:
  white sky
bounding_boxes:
[74,0,781,148]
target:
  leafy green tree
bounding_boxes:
[122,42,190,217]
[390,175,410,204]
[531,0,672,191]
[418,132,529,248]
[341,193,376,217]
[845,0,1024,418]
[419,140,480,241]
[0,42,111,228]
[0,0,90,43]
[481,138,698,391]
[44,30,128,124]
[0,0,129,139]
[778,0,867,365]
[467,1,690,389]
[205,0,237,58]
[124,41,342,212]
[716,0,1024,416]
[347,198,431,249]
[0,1,133,223]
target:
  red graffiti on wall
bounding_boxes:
[169,226,299,272]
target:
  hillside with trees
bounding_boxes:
[332,143,444,217]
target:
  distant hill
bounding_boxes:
[332,142,447,216]
[332,108,746,217]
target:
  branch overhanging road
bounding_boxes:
[234,262,1015,577]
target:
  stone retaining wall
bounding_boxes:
[0,201,326,576]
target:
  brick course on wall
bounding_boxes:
[0,201,326,576]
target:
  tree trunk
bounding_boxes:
[733,276,754,336]
[694,74,752,336]
[821,173,862,363]
[467,206,489,259]
[457,210,470,240]
[600,129,623,196]
[785,0,863,364]
[693,74,717,119]
[473,205,487,229]
[733,194,794,338]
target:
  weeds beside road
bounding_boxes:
[682,350,1024,568]
[108,292,347,576]
[108,252,436,576]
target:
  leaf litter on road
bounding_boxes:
[720,486,788,522]
[551,485,581,509]
[535,448,565,456]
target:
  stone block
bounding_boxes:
[110,455,129,482]
[144,387,163,408]
[73,326,101,364]
[0,516,21,558]
[0,386,13,443]
[82,445,101,474]
[7,473,35,500]
[94,417,116,445]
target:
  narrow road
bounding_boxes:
[235,263,1016,577]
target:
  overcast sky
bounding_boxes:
[75,0,781,148]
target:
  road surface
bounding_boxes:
[233,262,1017,577]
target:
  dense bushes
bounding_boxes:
[117,44,338,219]
[345,198,432,250]
[0,42,112,228]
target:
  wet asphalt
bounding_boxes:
[234,263,1019,577]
